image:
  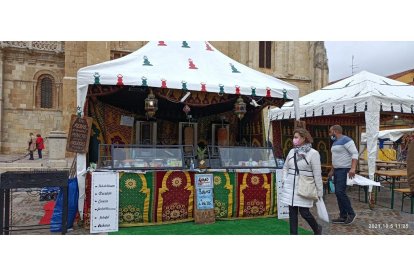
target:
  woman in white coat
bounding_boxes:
[281,128,323,235]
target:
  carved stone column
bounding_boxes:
[47,130,68,167]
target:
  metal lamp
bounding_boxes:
[145,89,158,118]
[234,96,246,120]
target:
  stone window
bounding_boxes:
[259,41,272,69]
[110,50,131,60]
[36,74,55,109]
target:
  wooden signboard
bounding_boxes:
[294,120,306,129]
[66,115,93,153]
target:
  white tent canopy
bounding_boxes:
[77,41,300,117]
[269,71,414,120]
[269,71,414,196]
[75,41,300,218]
[361,128,414,143]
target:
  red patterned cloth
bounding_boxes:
[154,171,194,222]
[236,173,274,217]
[89,100,134,144]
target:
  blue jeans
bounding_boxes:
[334,168,355,218]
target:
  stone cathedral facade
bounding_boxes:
[0,41,328,154]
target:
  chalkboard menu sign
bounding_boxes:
[66,115,93,153]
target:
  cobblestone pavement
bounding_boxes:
[299,185,414,235]
[1,185,412,235]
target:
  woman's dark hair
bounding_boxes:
[293,128,313,144]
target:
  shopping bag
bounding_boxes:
[315,197,329,223]
[328,178,335,193]
[346,174,381,186]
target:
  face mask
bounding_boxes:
[293,138,300,146]
[330,135,336,141]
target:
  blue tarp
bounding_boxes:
[50,177,79,232]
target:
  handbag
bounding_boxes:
[294,152,318,200]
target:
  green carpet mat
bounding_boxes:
[109,217,312,235]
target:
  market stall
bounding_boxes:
[269,71,414,207]
[75,41,299,228]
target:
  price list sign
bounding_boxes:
[91,171,119,233]
[195,174,214,210]
[194,174,215,224]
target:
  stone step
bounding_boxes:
[0,158,73,173]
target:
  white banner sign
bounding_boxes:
[91,171,119,233]
[120,115,134,127]
[276,169,289,219]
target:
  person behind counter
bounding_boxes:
[281,128,323,235]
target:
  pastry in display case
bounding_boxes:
[214,146,278,169]
[97,144,186,170]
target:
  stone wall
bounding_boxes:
[211,41,328,96]
[61,42,87,135]
[0,45,64,153]
[2,109,62,154]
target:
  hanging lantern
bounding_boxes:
[161,78,167,88]
[266,87,271,97]
[182,80,188,91]
[282,88,287,100]
[219,84,225,96]
[183,104,191,115]
[200,82,207,92]
[93,72,100,85]
[145,89,158,118]
[235,85,240,95]
[251,87,256,97]
[234,96,246,120]
[117,74,124,86]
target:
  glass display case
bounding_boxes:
[211,146,278,169]
[98,144,186,170]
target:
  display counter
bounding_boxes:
[98,144,283,171]
[82,169,280,228]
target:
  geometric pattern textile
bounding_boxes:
[212,172,236,218]
[89,100,134,145]
[119,172,154,226]
[154,171,194,223]
[236,172,276,218]
[83,171,278,229]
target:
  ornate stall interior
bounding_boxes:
[76,41,300,228]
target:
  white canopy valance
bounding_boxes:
[361,128,414,143]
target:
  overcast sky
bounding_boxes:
[324,41,414,82]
